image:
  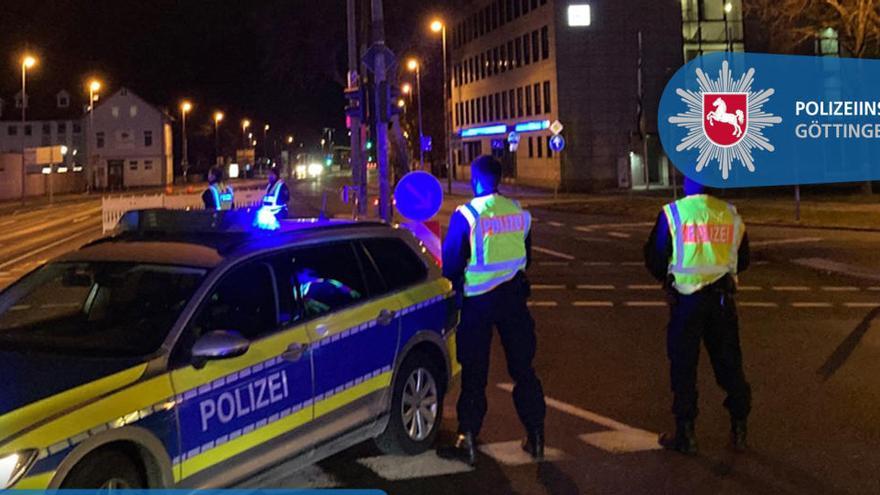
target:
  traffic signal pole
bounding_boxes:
[346,0,367,218]
[371,0,391,223]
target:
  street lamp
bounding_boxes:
[213,111,224,165]
[87,79,101,191]
[402,82,412,96]
[263,124,270,165]
[429,18,453,193]
[20,54,37,200]
[406,58,424,170]
[180,100,192,180]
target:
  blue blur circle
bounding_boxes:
[394,171,444,221]
[549,134,566,152]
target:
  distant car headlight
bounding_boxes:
[307,163,324,177]
[295,164,307,177]
[0,450,38,488]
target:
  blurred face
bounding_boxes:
[208,171,218,183]
[269,171,278,183]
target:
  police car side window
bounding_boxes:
[289,243,367,319]
[191,262,280,342]
[361,238,428,294]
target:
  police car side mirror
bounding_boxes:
[192,330,250,369]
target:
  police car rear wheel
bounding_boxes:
[375,352,444,455]
[61,448,147,489]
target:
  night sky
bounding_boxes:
[0,0,450,171]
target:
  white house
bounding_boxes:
[89,87,173,189]
[0,88,86,167]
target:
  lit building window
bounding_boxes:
[680,0,744,61]
[817,27,839,56]
[567,4,591,27]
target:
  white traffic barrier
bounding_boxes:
[101,188,267,233]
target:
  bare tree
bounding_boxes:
[745,0,880,57]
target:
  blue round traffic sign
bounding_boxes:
[508,131,521,145]
[394,171,444,222]
[549,134,566,153]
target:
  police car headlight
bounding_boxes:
[0,450,38,488]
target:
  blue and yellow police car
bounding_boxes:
[0,209,458,488]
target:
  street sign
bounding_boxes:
[549,134,566,153]
[24,146,66,166]
[394,171,443,222]
[362,43,397,75]
[550,120,564,135]
[507,131,521,145]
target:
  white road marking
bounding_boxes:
[739,302,779,308]
[477,441,567,466]
[72,215,91,224]
[532,284,566,290]
[573,301,614,307]
[0,219,17,227]
[577,284,615,290]
[624,301,667,307]
[575,226,595,233]
[607,232,631,239]
[547,221,565,227]
[627,284,662,290]
[498,383,660,454]
[821,286,860,292]
[793,258,880,282]
[528,301,558,307]
[358,451,473,480]
[772,286,811,292]
[844,302,880,308]
[583,261,612,267]
[750,237,823,248]
[579,430,662,454]
[0,227,101,270]
[738,286,763,291]
[533,246,576,260]
[10,305,30,311]
[620,261,644,267]
[538,261,570,267]
[869,287,880,292]
[791,302,833,308]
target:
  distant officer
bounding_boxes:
[263,167,290,219]
[202,167,234,211]
[644,176,752,455]
[438,155,546,466]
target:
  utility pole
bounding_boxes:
[347,0,366,218]
[371,0,391,222]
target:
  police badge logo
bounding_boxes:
[669,61,782,180]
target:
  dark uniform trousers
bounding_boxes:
[456,272,546,436]
[667,284,752,421]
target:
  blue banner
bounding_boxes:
[659,52,880,188]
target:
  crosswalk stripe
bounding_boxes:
[477,441,567,466]
[577,284,615,290]
[357,451,473,480]
[579,430,662,454]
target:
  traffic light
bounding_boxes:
[389,85,403,118]
[344,86,362,124]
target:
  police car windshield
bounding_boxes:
[0,262,205,357]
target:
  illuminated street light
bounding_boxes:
[406,58,419,72]
[287,135,294,144]
[214,111,224,123]
[87,78,101,190]
[429,16,453,190]
[89,80,101,93]
[397,99,406,108]
[242,119,251,130]
[180,100,193,178]
[402,83,412,95]
[19,54,38,200]
[407,57,424,169]
[22,55,36,69]
[724,2,733,13]
[430,19,444,33]
[213,111,225,165]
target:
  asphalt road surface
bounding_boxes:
[2,176,879,494]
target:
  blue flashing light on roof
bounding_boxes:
[255,206,281,231]
[460,124,508,138]
[514,120,551,133]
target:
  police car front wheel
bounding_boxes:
[375,351,444,455]
[60,447,147,489]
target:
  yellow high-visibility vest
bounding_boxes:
[662,194,744,295]
[458,194,531,297]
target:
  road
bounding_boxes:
[2,175,879,494]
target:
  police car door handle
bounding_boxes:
[282,342,307,362]
[315,324,330,337]
[377,309,396,326]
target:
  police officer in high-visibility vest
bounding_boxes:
[644,176,752,455]
[202,167,234,211]
[437,155,546,465]
[263,167,290,219]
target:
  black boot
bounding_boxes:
[437,432,477,466]
[521,429,545,460]
[659,420,698,455]
[731,418,748,452]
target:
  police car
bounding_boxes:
[0,209,458,488]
